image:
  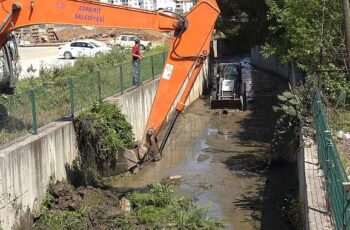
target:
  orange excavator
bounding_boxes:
[0,0,220,172]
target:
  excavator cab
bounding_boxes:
[0,33,19,94]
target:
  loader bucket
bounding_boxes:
[210,98,242,109]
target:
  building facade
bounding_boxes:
[156,0,176,12]
[174,0,193,13]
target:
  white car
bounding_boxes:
[58,40,111,59]
[112,35,152,50]
[83,39,113,49]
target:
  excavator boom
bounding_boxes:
[0,0,183,45]
[0,0,220,169]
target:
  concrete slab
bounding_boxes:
[303,137,333,230]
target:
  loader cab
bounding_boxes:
[216,63,241,99]
[210,62,246,110]
[0,33,19,94]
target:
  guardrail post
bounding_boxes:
[29,89,37,134]
[69,77,75,118]
[151,56,155,79]
[97,70,102,102]
[325,130,332,169]
[119,65,124,94]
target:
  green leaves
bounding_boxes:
[264,0,344,72]
[76,102,136,151]
[215,0,269,46]
[128,183,225,230]
[322,72,350,106]
[271,77,318,161]
[275,90,302,118]
[74,102,135,182]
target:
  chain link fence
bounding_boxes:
[0,51,166,146]
[313,91,350,230]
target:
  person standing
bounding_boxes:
[132,39,144,86]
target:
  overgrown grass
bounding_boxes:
[328,109,350,176]
[0,46,167,146]
[329,110,350,133]
[34,210,86,230]
[128,183,225,229]
[33,182,225,230]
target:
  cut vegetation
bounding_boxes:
[72,102,135,186]
[32,181,225,230]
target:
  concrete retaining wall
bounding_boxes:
[0,60,208,230]
[250,46,305,86]
[0,122,77,229]
[105,59,208,141]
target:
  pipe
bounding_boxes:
[158,59,204,155]
[158,111,180,155]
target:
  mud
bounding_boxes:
[33,181,131,230]
[111,56,296,229]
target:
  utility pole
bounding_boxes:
[342,0,350,78]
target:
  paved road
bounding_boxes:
[18,46,74,79]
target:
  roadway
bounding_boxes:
[18,46,74,79]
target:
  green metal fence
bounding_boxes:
[313,91,350,230]
[0,51,166,146]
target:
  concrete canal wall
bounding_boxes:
[0,60,208,229]
[250,46,305,87]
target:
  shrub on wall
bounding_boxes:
[73,102,135,186]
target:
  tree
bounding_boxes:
[216,0,269,46]
[264,0,345,73]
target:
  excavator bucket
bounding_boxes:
[105,138,161,176]
[98,147,140,176]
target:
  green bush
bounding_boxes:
[271,76,316,161]
[322,72,350,107]
[33,210,86,230]
[15,46,168,93]
[128,183,225,229]
[73,102,135,184]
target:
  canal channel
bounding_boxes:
[112,55,296,230]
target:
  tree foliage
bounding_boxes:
[264,0,345,72]
[216,0,269,46]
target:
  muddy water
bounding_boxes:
[113,56,288,230]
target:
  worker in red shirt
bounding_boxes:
[132,39,144,86]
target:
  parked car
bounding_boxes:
[83,39,113,49]
[111,35,152,50]
[58,40,111,59]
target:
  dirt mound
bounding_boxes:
[56,26,166,42]
[49,182,82,211]
[33,182,137,230]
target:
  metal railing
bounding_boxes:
[313,91,350,230]
[0,52,166,146]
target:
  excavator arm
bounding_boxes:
[0,0,220,169]
[0,0,182,42]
